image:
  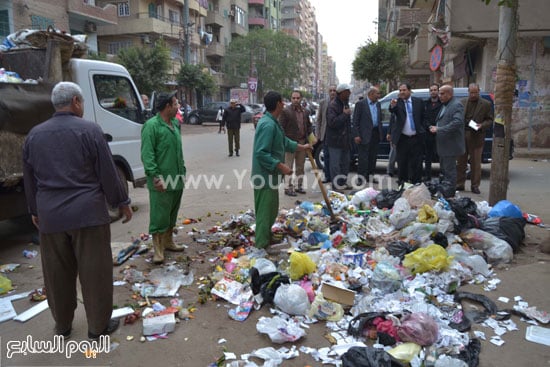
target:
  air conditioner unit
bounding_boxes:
[84,21,97,33]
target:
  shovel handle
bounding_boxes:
[307,150,336,220]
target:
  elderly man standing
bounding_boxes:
[23,81,132,340]
[252,91,310,252]
[315,85,337,183]
[352,87,383,185]
[429,85,465,190]
[456,83,494,194]
[141,91,186,264]
[279,90,312,196]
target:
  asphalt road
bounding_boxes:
[1,123,549,366]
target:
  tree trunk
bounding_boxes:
[489,0,518,205]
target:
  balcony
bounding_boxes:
[409,35,429,67]
[249,17,266,27]
[205,11,224,27]
[98,13,182,39]
[395,8,431,37]
[68,0,117,26]
[206,42,225,58]
[189,0,208,17]
[231,23,247,36]
[249,0,264,4]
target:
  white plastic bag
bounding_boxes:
[256,316,306,343]
[460,228,513,264]
[350,187,379,209]
[273,284,310,316]
[390,198,416,229]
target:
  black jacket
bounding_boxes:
[325,97,351,149]
[223,104,245,130]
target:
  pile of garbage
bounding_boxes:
[201,183,548,366]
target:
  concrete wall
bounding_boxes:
[12,0,69,31]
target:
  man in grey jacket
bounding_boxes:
[429,85,465,190]
[315,85,336,183]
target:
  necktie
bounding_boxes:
[370,102,377,127]
[406,100,415,132]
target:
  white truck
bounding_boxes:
[0,40,147,220]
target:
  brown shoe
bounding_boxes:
[295,188,306,194]
[162,230,185,252]
[284,189,297,196]
[152,233,164,264]
[471,187,481,194]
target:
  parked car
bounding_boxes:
[312,87,513,170]
[187,101,253,125]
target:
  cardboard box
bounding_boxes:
[142,313,176,336]
[321,282,356,306]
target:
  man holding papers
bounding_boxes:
[457,84,494,194]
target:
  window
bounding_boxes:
[148,3,157,18]
[117,2,130,17]
[31,15,54,30]
[94,74,143,123]
[168,10,179,25]
[0,9,9,39]
[108,40,133,55]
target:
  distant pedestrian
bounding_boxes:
[326,83,353,191]
[216,106,225,134]
[279,90,312,196]
[224,99,245,156]
[315,85,337,183]
[429,85,465,190]
[141,91,187,264]
[252,91,310,251]
[23,81,132,340]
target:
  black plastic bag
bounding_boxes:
[386,241,416,260]
[425,178,455,198]
[342,346,394,367]
[250,268,290,305]
[430,232,448,248]
[448,197,480,233]
[375,188,404,209]
[456,338,481,367]
[481,216,526,252]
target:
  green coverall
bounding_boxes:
[141,114,186,234]
[251,112,297,248]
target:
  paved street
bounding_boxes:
[1,124,549,366]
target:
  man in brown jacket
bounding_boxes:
[279,90,312,196]
[457,83,494,194]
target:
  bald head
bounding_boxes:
[439,85,454,103]
[367,87,380,102]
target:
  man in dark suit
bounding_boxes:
[388,83,425,184]
[429,85,465,190]
[315,85,337,183]
[457,83,494,194]
[422,83,443,180]
[352,87,383,185]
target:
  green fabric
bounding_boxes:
[148,189,182,233]
[251,112,297,189]
[141,113,186,191]
[254,187,279,248]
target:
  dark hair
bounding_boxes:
[430,83,440,89]
[155,91,177,112]
[399,83,412,91]
[291,90,302,97]
[264,91,282,112]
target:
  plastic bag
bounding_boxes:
[417,204,439,224]
[402,183,432,208]
[375,187,404,209]
[351,187,379,209]
[460,228,513,264]
[448,197,480,233]
[273,283,311,316]
[386,241,415,260]
[488,199,523,218]
[284,210,307,237]
[447,244,490,276]
[371,261,402,293]
[256,316,306,343]
[402,244,453,274]
[288,251,317,280]
[481,216,526,252]
[397,312,439,346]
[342,346,393,367]
[387,342,422,364]
[252,258,277,275]
[389,198,416,229]
[308,293,344,321]
[0,275,13,295]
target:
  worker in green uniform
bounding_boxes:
[251,91,310,251]
[141,91,186,264]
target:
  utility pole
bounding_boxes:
[183,0,190,64]
[489,0,518,205]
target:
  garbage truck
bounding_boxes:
[0,39,147,221]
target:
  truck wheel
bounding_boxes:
[314,146,325,170]
[188,115,200,125]
[108,166,129,222]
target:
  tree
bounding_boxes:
[484,0,518,204]
[116,40,171,96]
[176,63,217,106]
[223,29,313,98]
[352,39,407,89]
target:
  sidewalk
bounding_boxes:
[514,147,549,159]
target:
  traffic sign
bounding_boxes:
[430,45,443,72]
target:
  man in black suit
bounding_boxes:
[352,87,383,185]
[388,83,425,184]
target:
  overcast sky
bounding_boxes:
[309,0,379,84]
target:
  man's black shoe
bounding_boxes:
[236,150,239,156]
[56,328,72,340]
[88,319,120,340]
[471,187,481,194]
[456,186,465,191]
[228,153,233,157]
